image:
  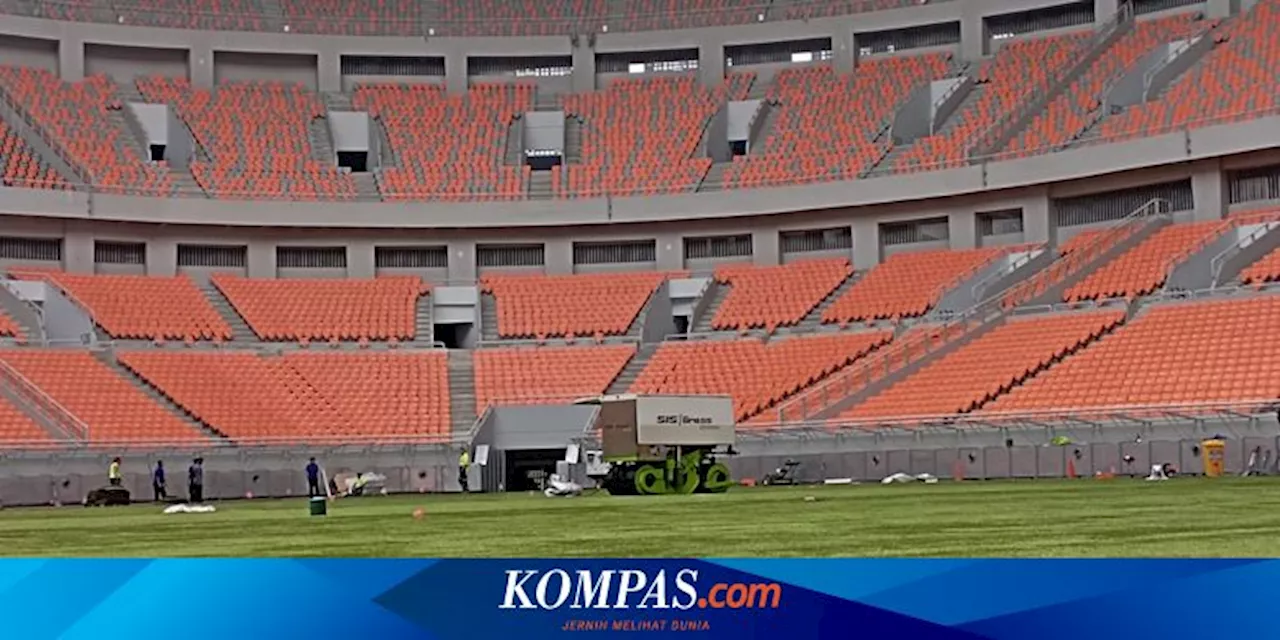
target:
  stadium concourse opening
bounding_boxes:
[503,449,565,492]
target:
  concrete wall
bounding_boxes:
[84,42,187,81]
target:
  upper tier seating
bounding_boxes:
[0,394,51,445]
[30,272,230,341]
[1062,221,1228,301]
[711,258,851,331]
[120,351,450,441]
[1100,0,1280,140]
[772,0,933,21]
[115,0,273,31]
[983,296,1280,411]
[1001,224,1148,308]
[613,0,761,31]
[0,68,174,194]
[838,310,1126,420]
[0,350,208,443]
[138,76,357,200]
[1003,13,1213,157]
[1239,246,1280,285]
[631,331,892,422]
[473,344,635,413]
[895,33,1089,171]
[822,247,1010,324]
[0,115,68,190]
[482,272,673,340]
[211,274,428,342]
[0,311,22,340]
[725,54,951,188]
[435,0,607,36]
[352,83,532,201]
[279,0,421,36]
[557,74,753,197]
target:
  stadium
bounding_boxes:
[0,0,1280,557]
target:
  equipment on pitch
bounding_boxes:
[760,459,801,486]
[575,394,736,496]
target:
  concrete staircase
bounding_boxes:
[533,90,561,111]
[480,293,499,341]
[353,173,381,200]
[198,282,259,343]
[504,117,525,166]
[564,116,583,164]
[691,282,730,333]
[528,170,555,199]
[605,343,658,395]
[413,293,434,344]
[447,350,478,434]
[0,285,44,343]
[94,350,229,441]
[791,271,861,333]
[308,116,337,165]
[322,91,355,112]
[697,161,732,192]
[870,84,987,175]
[0,89,84,185]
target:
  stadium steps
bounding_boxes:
[480,292,499,341]
[746,77,771,101]
[447,349,477,433]
[605,343,658,395]
[95,349,230,441]
[308,115,337,165]
[114,83,153,162]
[747,99,781,155]
[504,116,525,167]
[870,84,987,175]
[1018,215,1173,307]
[0,286,44,343]
[791,270,862,333]
[691,282,730,334]
[696,161,731,192]
[564,116,583,164]
[373,117,399,169]
[0,381,75,440]
[322,92,354,112]
[0,87,85,186]
[528,170,555,199]
[413,292,434,344]
[352,173,380,200]
[626,287,662,340]
[197,281,260,343]
[533,90,561,111]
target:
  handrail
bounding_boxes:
[0,358,91,440]
[970,244,1040,302]
[1210,218,1280,288]
[1161,217,1236,290]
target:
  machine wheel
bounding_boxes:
[634,465,666,495]
[603,464,639,496]
[701,463,733,493]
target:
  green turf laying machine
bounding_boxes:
[575,394,736,496]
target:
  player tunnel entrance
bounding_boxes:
[503,449,566,492]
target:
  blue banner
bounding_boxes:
[0,559,1271,639]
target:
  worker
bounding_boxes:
[108,457,122,487]
[188,457,204,504]
[305,457,321,497]
[153,460,167,502]
[458,449,470,493]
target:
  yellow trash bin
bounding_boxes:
[1202,439,1225,477]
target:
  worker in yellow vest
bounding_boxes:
[458,449,470,493]
[108,457,122,487]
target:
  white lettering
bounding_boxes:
[570,570,614,609]
[536,569,572,609]
[637,569,669,609]
[500,570,538,609]
[672,569,699,610]
[614,570,648,609]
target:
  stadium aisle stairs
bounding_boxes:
[98,350,229,440]
[198,280,259,343]
[448,349,477,432]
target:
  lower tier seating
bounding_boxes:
[482,272,673,340]
[823,247,1009,324]
[1239,245,1280,285]
[711,259,851,331]
[630,331,892,422]
[0,395,53,444]
[35,272,230,341]
[473,344,636,413]
[838,310,1126,421]
[1063,221,1228,301]
[120,351,450,442]
[983,296,1280,412]
[0,350,208,444]
[0,311,21,340]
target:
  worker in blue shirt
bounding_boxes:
[305,458,321,497]
[153,460,167,502]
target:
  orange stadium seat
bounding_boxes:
[120,350,450,442]
[773,0,934,21]
[1062,221,1230,301]
[0,115,68,190]
[1001,222,1149,308]
[1003,13,1214,157]
[1100,0,1280,141]
[822,247,1010,324]
[725,54,951,188]
[0,67,174,194]
[0,394,52,445]
[0,311,22,340]
[617,0,762,31]
[896,33,1090,171]
[482,271,676,339]
[711,258,851,331]
[352,83,532,201]
[1240,246,1280,285]
[34,272,230,341]
[212,274,428,341]
[279,0,421,35]
[630,331,892,422]
[473,344,636,413]
[557,73,753,197]
[114,0,273,30]
[0,350,208,444]
[837,310,1126,420]
[137,76,356,200]
[983,296,1280,411]
[435,0,607,36]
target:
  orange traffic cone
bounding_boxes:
[1066,458,1077,479]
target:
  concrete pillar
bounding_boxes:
[317,52,341,93]
[58,38,84,82]
[949,211,977,250]
[347,240,375,278]
[146,238,177,277]
[851,218,879,270]
[445,54,467,96]
[1095,0,1120,23]
[751,229,779,266]
[571,42,596,93]
[1023,193,1053,245]
[1191,159,1228,221]
[655,233,682,271]
[1206,0,1233,18]
[960,11,985,62]
[63,230,93,273]
[247,241,274,278]
[834,29,856,74]
[189,44,214,88]
[448,240,476,281]
[544,238,573,274]
[699,43,724,90]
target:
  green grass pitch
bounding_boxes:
[3,478,1279,557]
